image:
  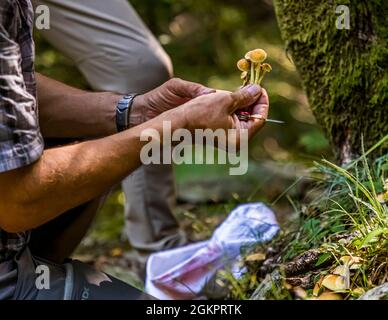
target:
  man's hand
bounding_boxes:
[178,84,269,147]
[131,78,215,126]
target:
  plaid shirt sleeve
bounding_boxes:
[0,0,44,173]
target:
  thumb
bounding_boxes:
[229,84,262,113]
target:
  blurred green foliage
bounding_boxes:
[34,0,331,162]
[34,1,332,248]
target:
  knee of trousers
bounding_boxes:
[80,45,174,94]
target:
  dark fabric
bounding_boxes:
[68,260,155,300]
[0,260,17,299]
[10,246,155,300]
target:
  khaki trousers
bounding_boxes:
[33,0,187,252]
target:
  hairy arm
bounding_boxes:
[0,84,267,233]
[36,73,121,138]
[0,109,185,233]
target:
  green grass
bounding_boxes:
[224,136,388,300]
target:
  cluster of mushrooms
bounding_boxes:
[235,49,272,122]
[237,48,272,86]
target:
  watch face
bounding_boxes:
[118,103,127,111]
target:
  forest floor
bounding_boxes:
[74,141,388,300]
[74,158,305,291]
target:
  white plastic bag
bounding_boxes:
[145,203,279,300]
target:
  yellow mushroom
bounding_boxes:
[313,277,324,297]
[293,286,307,300]
[262,63,272,72]
[316,292,343,300]
[321,274,348,291]
[256,63,273,84]
[333,265,349,277]
[240,71,248,79]
[242,49,270,84]
[340,255,363,267]
[247,49,267,63]
[352,287,365,296]
[340,256,352,265]
[237,58,250,72]
[244,50,253,60]
[245,252,266,262]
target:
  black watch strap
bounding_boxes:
[116,94,139,132]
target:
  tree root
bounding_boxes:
[283,249,323,277]
[285,274,315,289]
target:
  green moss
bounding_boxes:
[274,0,387,161]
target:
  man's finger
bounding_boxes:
[168,78,215,99]
[229,84,262,113]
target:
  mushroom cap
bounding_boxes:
[340,256,352,265]
[244,50,253,60]
[352,287,365,296]
[237,58,250,72]
[245,252,266,262]
[262,63,272,72]
[340,255,363,266]
[240,71,248,79]
[316,292,343,300]
[322,274,348,291]
[247,49,267,63]
[313,277,324,297]
[293,286,307,299]
[333,265,349,277]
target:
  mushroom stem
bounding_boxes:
[255,65,262,84]
[243,73,249,86]
[257,70,268,85]
[250,63,255,84]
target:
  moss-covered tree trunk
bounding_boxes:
[273,0,387,163]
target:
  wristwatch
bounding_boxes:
[116,94,139,132]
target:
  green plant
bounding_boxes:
[230,136,387,300]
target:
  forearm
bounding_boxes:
[0,109,185,233]
[37,73,120,138]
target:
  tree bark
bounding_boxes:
[273,0,387,163]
